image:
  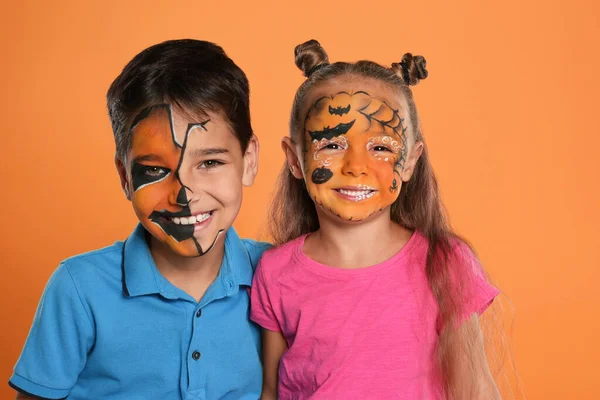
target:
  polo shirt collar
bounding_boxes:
[222,226,254,288]
[122,224,254,299]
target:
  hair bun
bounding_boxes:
[391,53,428,86]
[294,39,330,78]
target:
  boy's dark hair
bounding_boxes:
[107,39,253,162]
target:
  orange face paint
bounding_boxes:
[303,91,408,221]
[129,105,228,257]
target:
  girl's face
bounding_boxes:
[287,78,422,222]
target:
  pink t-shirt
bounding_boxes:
[250,232,499,399]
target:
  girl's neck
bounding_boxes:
[303,209,413,269]
[148,234,225,302]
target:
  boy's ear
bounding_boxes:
[242,134,259,187]
[115,155,132,200]
[401,140,424,182]
[281,137,304,179]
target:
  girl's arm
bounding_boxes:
[261,328,288,400]
[450,314,502,400]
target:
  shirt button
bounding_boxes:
[192,351,201,360]
[196,309,202,318]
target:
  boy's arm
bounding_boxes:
[260,328,288,400]
[9,263,94,399]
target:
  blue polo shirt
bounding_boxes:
[9,224,270,400]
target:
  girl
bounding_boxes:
[251,39,502,399]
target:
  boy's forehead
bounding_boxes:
[129,104,240,158]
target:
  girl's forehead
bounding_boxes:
[302,76,407,117]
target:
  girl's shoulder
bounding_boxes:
[257,234,307,274]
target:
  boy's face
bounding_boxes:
[286,79,422,222]
[118,104,257,257]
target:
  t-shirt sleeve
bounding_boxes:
[249,258,282,332]
[9,262,95,399]
[452,242,500,322]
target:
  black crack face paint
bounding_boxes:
[127,104,224,257]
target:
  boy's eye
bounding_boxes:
[199,160,223,169]
[144,166,168,177]
[131,162,172,192]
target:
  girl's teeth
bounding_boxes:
[338,189,375,201]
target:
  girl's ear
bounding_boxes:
[401,141,424,182]
[281,137,304,179]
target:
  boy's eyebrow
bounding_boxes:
[188,147,230,157]
[132,154,163,163]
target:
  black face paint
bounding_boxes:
[389,178,398,192]
[176,187,188,206]
[131,162,171,192]
[329,104,351,115]
[308,120,355,141]
[149,208,196,242]
[312,167,333,184]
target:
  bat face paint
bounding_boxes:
[303,91,409,222]
[128,104,245,257]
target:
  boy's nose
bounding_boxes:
[169,182,189,206]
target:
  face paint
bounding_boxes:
[128,104,244,257]
[302,91,408,221]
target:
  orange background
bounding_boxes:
[1,1,598,398]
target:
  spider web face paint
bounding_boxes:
[128,105,224,257]
[303,91,408,222]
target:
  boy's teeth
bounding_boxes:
[171,212,212,225]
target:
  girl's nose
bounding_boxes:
[341,148,368,177]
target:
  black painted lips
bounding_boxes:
[149,208,195,242]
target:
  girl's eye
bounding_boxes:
[145,166,168,177]
[199,160,223,169]
[324,144,341,150]
[373,145,392,152]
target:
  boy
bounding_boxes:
[9,39,269,400]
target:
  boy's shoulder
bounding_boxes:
[59,240,125,282]
[239,238,272,270]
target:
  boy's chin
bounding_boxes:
[165,233,224,258]
[144,225,224,258]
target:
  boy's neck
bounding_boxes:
[304,209,413,269]
[147,234,226,302]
